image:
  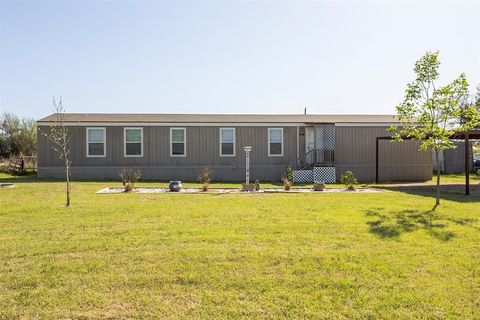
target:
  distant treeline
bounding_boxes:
[0,112,37,159]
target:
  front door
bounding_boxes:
[305,127,315,163]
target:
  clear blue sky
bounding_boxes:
[1,1,479,120]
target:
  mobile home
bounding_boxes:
[37,113,432,182]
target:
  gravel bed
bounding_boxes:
[96,187,383,194]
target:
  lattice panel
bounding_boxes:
[314,124,335,150]
[314,167,336,183]
[293,170,314,183]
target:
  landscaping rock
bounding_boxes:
[241,183,256,192]
[313,181,325,191]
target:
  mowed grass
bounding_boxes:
[434,173,480,184]
[0,174,479,319]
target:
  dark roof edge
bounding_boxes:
[37,113,400,123]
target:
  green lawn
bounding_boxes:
[1,174,479,318]
[432,173,480,183]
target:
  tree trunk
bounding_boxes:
[65,157,70,207]
[435,149,441,206]
[66,173,70,207]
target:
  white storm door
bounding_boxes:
[305,127,315,163]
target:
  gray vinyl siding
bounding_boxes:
[38,124,433,182]
[37,126,298,181]
[335,126,432,182]
[442,142,474,174]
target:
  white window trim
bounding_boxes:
[219,128,236,157]
[124,127,143,158]
[86,127,106,158]
[268,128,284,157]
[170,127,186,157]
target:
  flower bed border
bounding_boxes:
[96,187,383,194]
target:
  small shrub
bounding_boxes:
[119,168,141,192]
[254,180,261,191]
[281,165,294,191]
[340,171,358,191]
[285,165,293,183]
[198,167,212,191]
[282,177,292,191]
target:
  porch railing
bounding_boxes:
[297,148,335,169]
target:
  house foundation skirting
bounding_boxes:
[293,167,336,183]
[292,170,314,183]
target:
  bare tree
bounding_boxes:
[41,97,72,206]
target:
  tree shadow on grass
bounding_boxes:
[365,206,456,242]
[444,216,480,232]
[374,184,480,203]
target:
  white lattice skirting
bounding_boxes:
[314,167,336,183]
[293,167,336,183]
[293,170,314,183]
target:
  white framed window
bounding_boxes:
[170,127,186,157]
[220,128,235,157]
[86,127,106,157]
[268,128,283,156]
[124,127,143,157]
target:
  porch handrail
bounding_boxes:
[297,148,335,168]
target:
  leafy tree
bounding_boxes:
[0,136,8,158]
[0,112,21,157]
[458,84,480,126]
[475,85,480,108]
[0,112,37,158]
[18,118,37,156]
[389,51,480,205]
[473,85,480,121]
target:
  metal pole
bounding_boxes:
[246,150,250,185]
[465,133,470,196]
[375,137,379,184]
[244,146,252,185]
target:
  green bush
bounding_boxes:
[285,165,293,183]
[280,165,294,191]
[340,171,358,191]
[119,168,141,192]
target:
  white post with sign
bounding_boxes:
[244,146,252,185]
